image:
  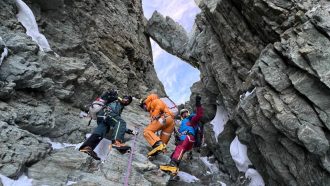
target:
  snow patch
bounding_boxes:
[245,168,265,186]
[0,37,8,66]
[200,156,219,173]
[177,171,199,183]
[229,136,252,172]
[230,136,265,186]
[210,105,229,141]
[15,0,51,51]
[240,88,256,100]
[0,174,33,186]
[45,134,111,161]
[44,138,82,150]
[0,48,8,66]
[66,181,77,185]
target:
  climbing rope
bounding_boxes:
[123,126,140,186]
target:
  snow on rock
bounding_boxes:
[240,88,256,100]
[45,134,112,161]
[177,171,199,183]
[0,37,8,66]
[210,105,229,141]
[15,0,51,51]
[229,136,252,172]
[44,138,82,150]
[66,181,78,185]
[0,174,33,186]
[230,136,265,185]
[245,168,265,186]
[0,48,8,66]
[200,156,219,173]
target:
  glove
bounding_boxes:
[126,129,139,135]
[195,95,201,107]
[101,89,118,104]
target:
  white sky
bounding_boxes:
[142,0,201,104]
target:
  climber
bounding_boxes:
[160,95,204,175]
[79,90,133,160]
[140,93,175,158]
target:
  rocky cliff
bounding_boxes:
[0,0,167,183]
[147,0,330,185]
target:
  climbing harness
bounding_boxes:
[123,126,140,186]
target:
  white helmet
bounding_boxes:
[180,109,189,116]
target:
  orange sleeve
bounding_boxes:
[150,100,164,117]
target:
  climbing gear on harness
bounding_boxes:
[147,141,166,157]
[123,126,139,186]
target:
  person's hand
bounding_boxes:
[195,95,201,106]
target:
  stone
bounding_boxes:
[147,0,330,185]
[0,121,51,178]
[297,125,329,155]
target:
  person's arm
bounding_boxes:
[150,100,163,119]
[190,95,203,127]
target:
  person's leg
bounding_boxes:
[170,135,195,164]
[160,116,175,145]
[110,117,127,143]
[79,116,109,160]
[143,119,163,146]
[160,135,195,175]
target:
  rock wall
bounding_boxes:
[0,0,165,181]
[147,0,330,185]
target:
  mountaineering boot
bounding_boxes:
[112,140,131,154]
[147,141,166,157]
[160,160,179,175]
[79,134,102,160]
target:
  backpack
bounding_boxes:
[89,100,106,120]
[88,90,118,120]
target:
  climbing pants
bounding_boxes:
[94,111,127,142]
[144,116,174,146]
[171,135,195,162]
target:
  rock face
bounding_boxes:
[0,0,166,182]
[147,0,330,185]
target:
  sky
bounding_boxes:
[142,0,201,105]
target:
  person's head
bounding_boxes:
[121,95,132,106]
[180,109,190,119]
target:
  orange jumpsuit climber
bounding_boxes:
[140,94,175,157]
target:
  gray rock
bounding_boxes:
[297,125,329,155]
[147,11,190,64]
[147,0,330,185]
[0,121,51,178]
[28,101,173,185]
